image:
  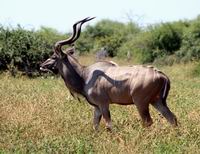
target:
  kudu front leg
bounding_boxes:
[101,105,112,131]
[136,104,153,127]
[93,106,102,131]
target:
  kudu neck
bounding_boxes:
[59,55,85,96]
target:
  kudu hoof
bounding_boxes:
[93,125,99,131]
[105,126,112,132]
[143,120,153,127]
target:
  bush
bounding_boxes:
[75,26,96,54]
[36,26,66,45]
[0,25,53,76]
[176,19,200,61]
[117,22,185,64]
[118,31,154,63]
[1,16,200,76]
[76,19,140,56]
[150,23,183,54]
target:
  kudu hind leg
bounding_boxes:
[93,106,102,130]
[152,99,177,126]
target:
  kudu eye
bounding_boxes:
[51,55,57,59]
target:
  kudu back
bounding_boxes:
[40,17,177,131]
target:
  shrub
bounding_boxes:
[36,26,66,45]
[176,19,200,61]
[76,19,140,56]
[150,23,183,54]
[118,32,154,63]
[0,26,52,76]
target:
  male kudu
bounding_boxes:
[40,17,177,131]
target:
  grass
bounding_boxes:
[0,58,200,153]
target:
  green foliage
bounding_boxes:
[76,26,95,54]
[36,26,66,45]
[150,23,183,54]
[118,31,154,63]
[95,33,124,57]
[0,26,53,76]
[118,21,188,64]
[1,16,200,76]
[76,19,140,56]
[176,18,200,62]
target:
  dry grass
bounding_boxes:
[0,59,200,153]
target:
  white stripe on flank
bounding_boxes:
[163,78,167,99]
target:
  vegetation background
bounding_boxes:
[0,15,200,153]
[1,15,200,75]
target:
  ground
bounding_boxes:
[0,57,200,153]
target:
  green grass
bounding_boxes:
[0,61,200,153]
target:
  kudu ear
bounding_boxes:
[65,45,75,55]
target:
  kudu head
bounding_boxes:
[40,17,95,73]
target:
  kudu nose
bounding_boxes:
[40,66,45,71]
[39,64,47,72]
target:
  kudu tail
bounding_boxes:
[161,75,170,105]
